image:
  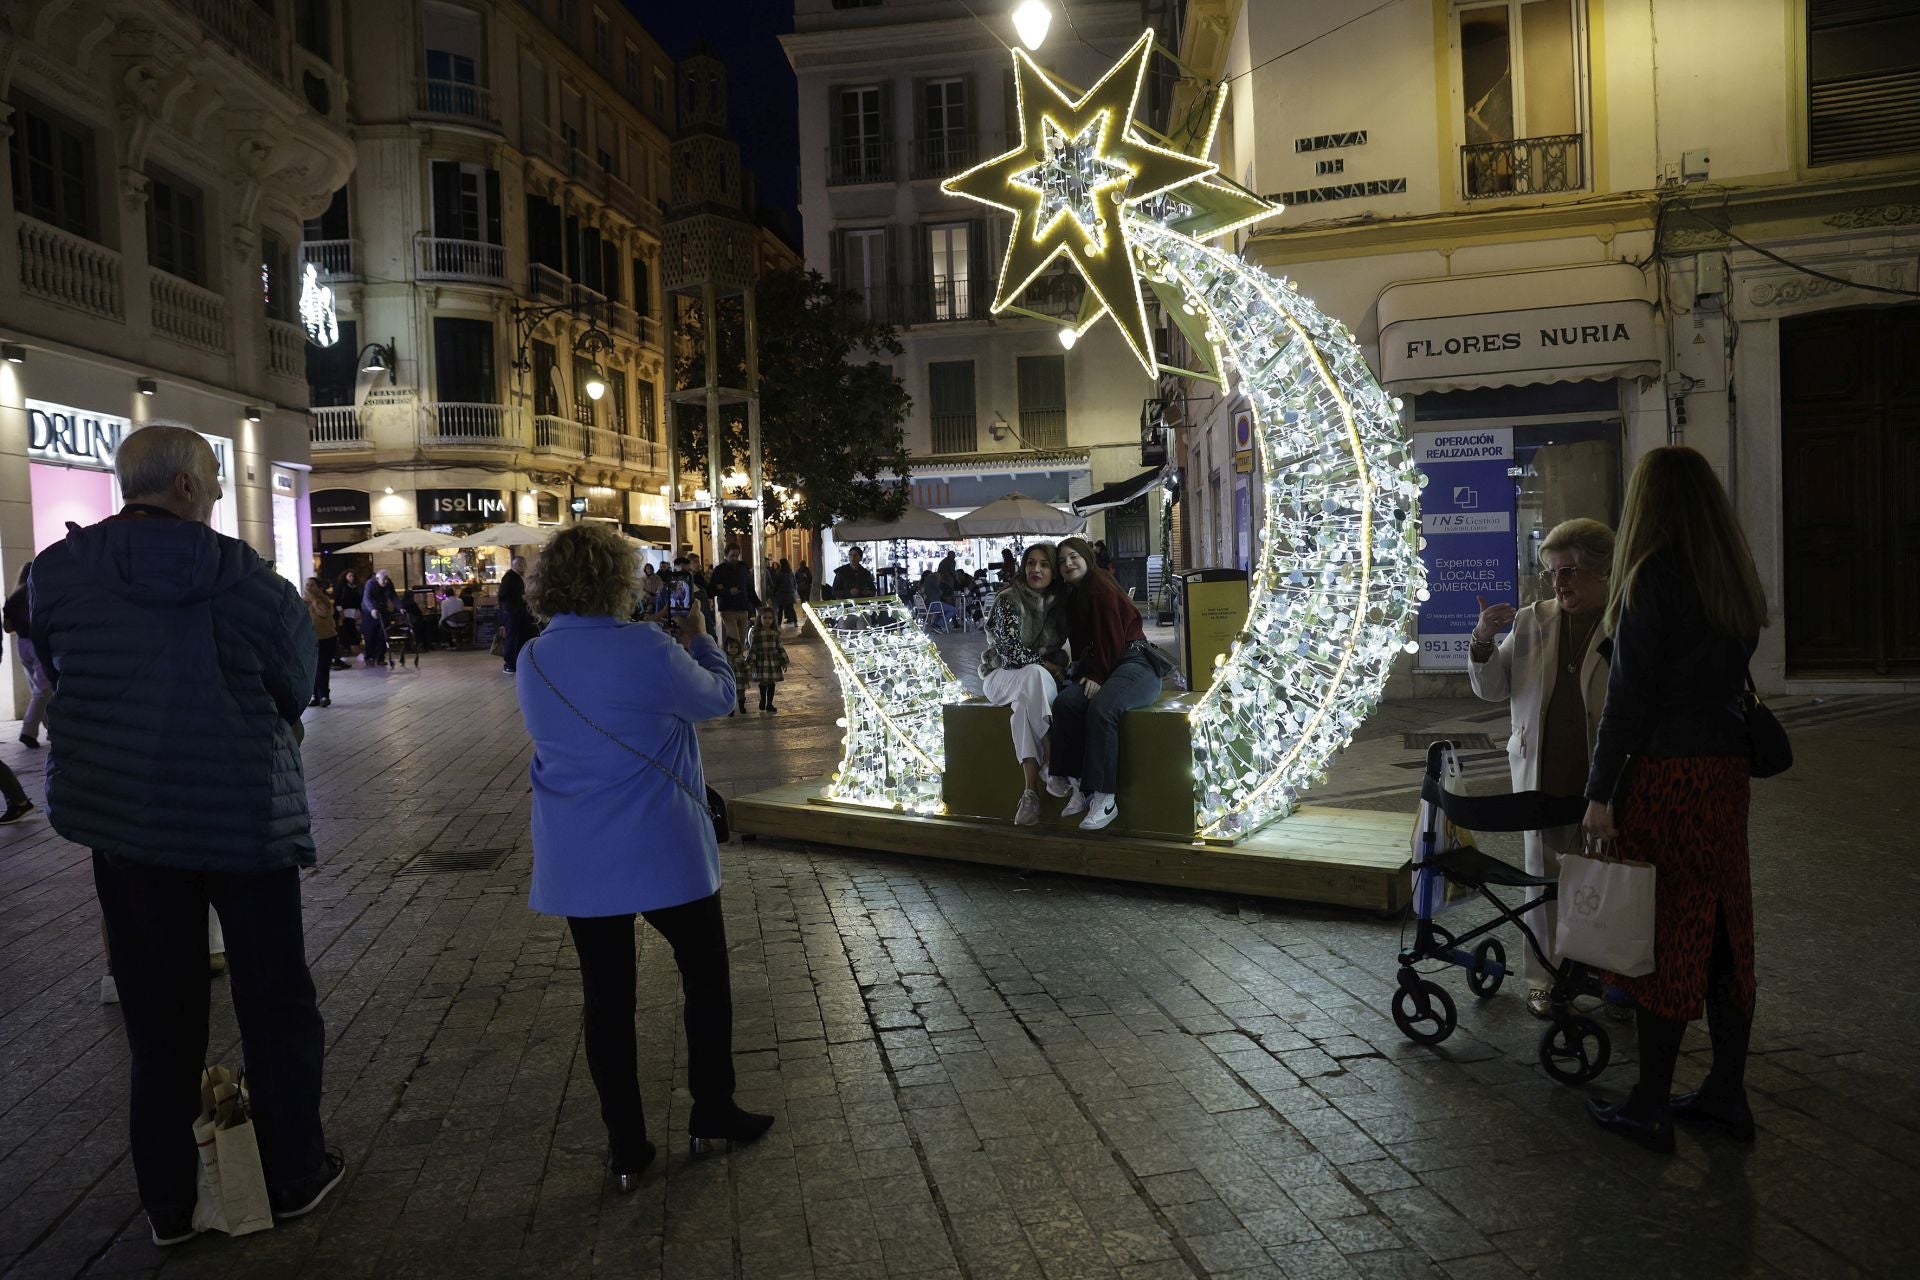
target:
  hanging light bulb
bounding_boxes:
[583,361,608,401]
[1012,0,1052,51]
[1058,326,1078,350]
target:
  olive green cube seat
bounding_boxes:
[941,696,1197,839]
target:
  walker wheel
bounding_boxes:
[1538,1015,1611,1084]
[1468,939,1506,999]
[1392,979,1458,1046]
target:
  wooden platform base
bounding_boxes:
[730,780,1412,912]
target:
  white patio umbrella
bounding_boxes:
[953,492,1087,537]
[332,528,458,554]
[835,506,962,541]
[447,521,553,549]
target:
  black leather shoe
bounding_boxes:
[1587,1096,1674,1154]
[1670,1090,1756,1141]
[688,1103,774,1153]
[610,1139,657,1192]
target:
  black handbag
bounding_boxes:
[1742,669,1792,778]
[525,641,731,844]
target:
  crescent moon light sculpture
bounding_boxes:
[812,30,1426,841]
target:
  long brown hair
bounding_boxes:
[1605,446,1767,637]
[1056,535,1124,631]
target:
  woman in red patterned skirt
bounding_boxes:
[1581,446,1768,1153]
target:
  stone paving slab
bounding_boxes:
[0,631,1915,1279]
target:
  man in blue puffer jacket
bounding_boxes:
[29,425,343,1246]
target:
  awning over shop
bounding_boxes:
[1072,465,1166,516]
[1377,261,1659,393]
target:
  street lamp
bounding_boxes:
[1012,0,1051,50]
[582,360,608,401]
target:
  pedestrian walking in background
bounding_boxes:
[304,577,337,707]
[724,636,750,715]
[1468,518,1615,1016]
[500,555,533,674]
[748,605,788,712]
[769,558,798,629]
[832,546,876,599]
[511,522,773,1189]
[710,543,759,649]
[1582,445,1769,1154]
[0,612,36,823]
[29,425,340,1245]
[4,561,50,748]
[360,568,396,666]
[332,567,361,657]
[794,561,813,607]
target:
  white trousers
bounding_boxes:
[1521,824,1577,986]
[982,664,1057,766]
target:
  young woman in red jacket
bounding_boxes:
[1045,536,1167,830]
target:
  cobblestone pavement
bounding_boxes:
[2,629,1917,1279]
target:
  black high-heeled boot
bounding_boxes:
[1672,932,1755,1140]
[608,1138,658,1192]
[1588,1007,1684,1154]
[687,1102,775,1153]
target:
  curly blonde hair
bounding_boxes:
[526,523,637,619]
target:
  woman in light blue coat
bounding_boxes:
[514,523,773,1190]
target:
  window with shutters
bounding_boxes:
[423,2,486,118]
[8,94,96,239]
[1808,0,1920,165]
[632,257,651,315]
[434,317,497,403]
[573,358,598,425]
[1454,0,1585,199]
[430,160,501,245]
[531,338,561,414]
[916,77,973,178]
[1016,355,1068,448]
[625,44,643,99]
[832,85,890,184]
[592,10,611,72]
[147,169,204,286]
[308,318,358,407]
[835,227,891,322]
[925,222,970,321]
[636,377,657,441]
[608,371,628,435]
[928,361,977,454]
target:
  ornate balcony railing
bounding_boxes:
[530,262,570,303]
[911,274,979,324]
[151,272,229,352]
[415,77,499,129]
[584,424,624,464]
[167,0,285,84]
[420,403,521,448]
[910,132,991,180]
[1461,134,1584,200]
[18,217,123,320]
[619,435,661,471]
[301,238,359,281]
[310,406,368,449]
[532,414,587,458]
[606,174,661,233]
[415,235,508,285]
[827,140,894,186]
[265,319,304,379]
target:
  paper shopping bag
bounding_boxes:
[191,1067,275,1237]
[1554,852,1657,977]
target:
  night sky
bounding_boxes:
[626,0,802,250]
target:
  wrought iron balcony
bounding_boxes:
[1461,134,1584,200]
[910,275,981,324]
[827,141,894,186]
[910,132,993,181]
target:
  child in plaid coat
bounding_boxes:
[724,636,750,715]
[748,606,789,712]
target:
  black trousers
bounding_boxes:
[567,892,735,1159]
[362,612,388,664]
[0,758,26,808]
[314,637,336,699]
[758,681,777,708]
[92,852,328,1215]
[503,610,531,671]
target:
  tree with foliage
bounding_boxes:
[676,268,912,557]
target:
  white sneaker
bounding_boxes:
[1061,787,1090,817]
[1045,775,1075,799]
[1014,790,1040,826]
[1079,793,1119,831]
[101,975,119,1005]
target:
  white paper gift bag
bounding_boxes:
[1554,852,1657,977]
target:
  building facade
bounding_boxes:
[304,0,677,587]
[783,0,1183,596]
[2,0,353,717]
[1172,0,1919,693]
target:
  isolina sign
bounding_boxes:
[417,489,507,523]
[26,400,130,471]
[300,262,339,347]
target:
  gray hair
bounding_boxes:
[116,424,215,501]
[1542,518,1615,576]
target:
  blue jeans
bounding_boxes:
[1048,653,1163,795]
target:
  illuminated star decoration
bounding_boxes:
[943,30,1215,372]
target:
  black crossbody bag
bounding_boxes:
[524,640,730,843]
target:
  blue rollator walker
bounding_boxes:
[1396,742,1615,1086]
